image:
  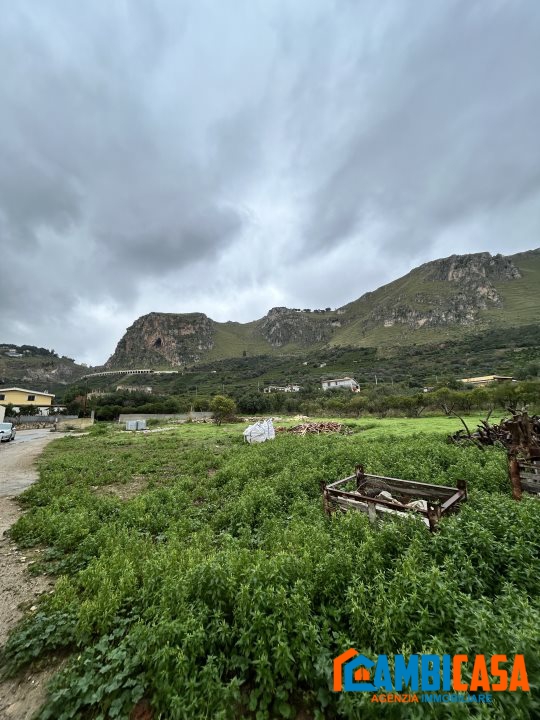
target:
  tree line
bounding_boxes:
[60,380,540,421]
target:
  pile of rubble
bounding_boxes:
[277,421,350,436]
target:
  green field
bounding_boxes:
[294,414,508,437]
[2,418,539,719]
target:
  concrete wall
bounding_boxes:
[56,417,95,431]
[6,415,93,431]
[118,412,213,423]
[0,405,5,422]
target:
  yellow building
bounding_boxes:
[460,375,513,387]
[0,387,55,410]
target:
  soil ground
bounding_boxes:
[0,431,64,720]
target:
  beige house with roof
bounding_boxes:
[0,387,55,414]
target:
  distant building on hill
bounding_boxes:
[263,384,301,393]
[321,377,360,392]
[87,390,106,400]
[460,375,514,387]
[116,386,153,394]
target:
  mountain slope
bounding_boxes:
[105,249,540,368]
[0,345,87,394]
[332,249,540,347]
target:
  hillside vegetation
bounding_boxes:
[0,345,86,395]
[71,324,540,412]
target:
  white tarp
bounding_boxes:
[243,418,275,444]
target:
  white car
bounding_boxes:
[0,422,16,442]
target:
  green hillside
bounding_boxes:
[201,249,540,360]
[71,323,540,405]
[329,249,540,348]
[486,249,540,327]
[5,250,539,392]
[206,321,276,361]
[0,344,87,395]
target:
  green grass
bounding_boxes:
[487,251,540,327]
[207,321,275,361]
[1,419,539,719]
[296,414,508,437]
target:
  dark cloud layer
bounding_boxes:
[1,0,539,364]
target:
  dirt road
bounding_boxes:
[0,430,60,501]
[0,430,64,719]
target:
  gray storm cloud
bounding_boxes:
[0,0,539,364]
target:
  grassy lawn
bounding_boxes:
[1,418,539,719]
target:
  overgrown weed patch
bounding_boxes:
[1,423,539,719]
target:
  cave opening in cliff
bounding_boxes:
[153,338,162,348]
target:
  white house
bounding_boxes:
[321,377,360,392]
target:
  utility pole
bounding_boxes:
[374,374,378,385]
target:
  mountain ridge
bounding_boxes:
[105,249,540,368]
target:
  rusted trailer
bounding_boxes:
[322,465,467,532]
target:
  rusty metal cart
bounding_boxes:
[322,465,467,532]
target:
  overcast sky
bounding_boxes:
[1,0,539,365]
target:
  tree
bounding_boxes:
[348,395,367,418]
[19,404,38,416]
[397,394,427,418]
[4,403,16,417]
[430,388,458,415]
[492,382,519,411]
[210,395,237,425]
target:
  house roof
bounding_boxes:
[460,375,513,383]
[0,387,55,397]
[322,377,358,384]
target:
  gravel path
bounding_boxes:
[0,430,64,719]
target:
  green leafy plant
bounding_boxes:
[1,422,539,718]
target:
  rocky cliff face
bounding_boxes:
[357,252,522,330]
[106,312,215,368]
[259,307,335,347]
[103,250,535,366]
[425,252,521,283]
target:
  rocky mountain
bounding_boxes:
[105,312,215,368]
[105,249,540,368]
[339,251,531,337]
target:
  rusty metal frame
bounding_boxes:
[322,464,467,532]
